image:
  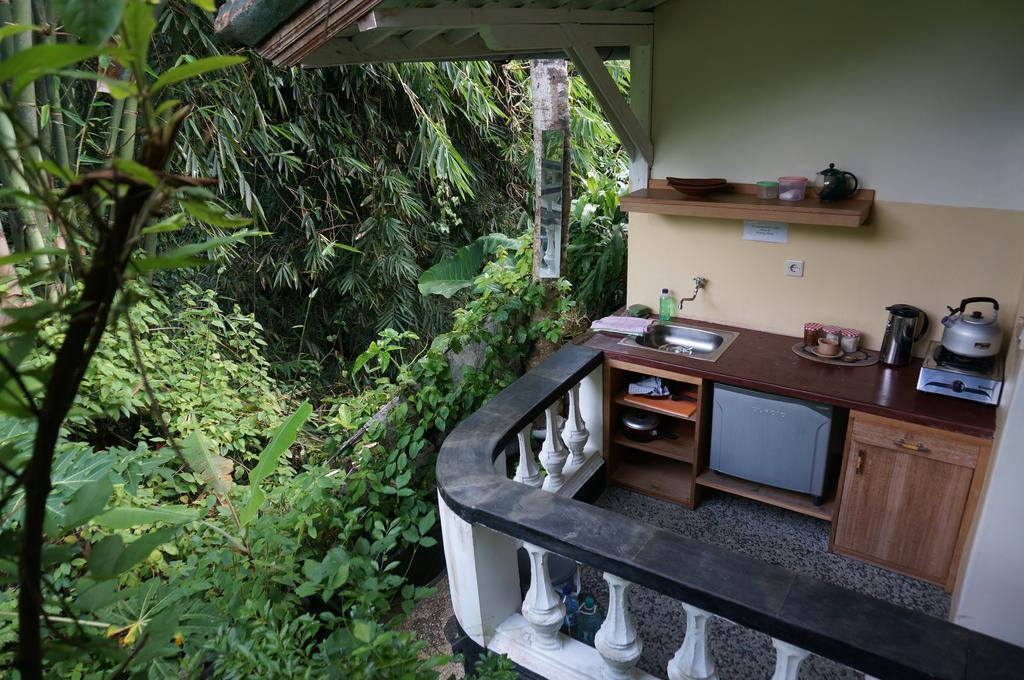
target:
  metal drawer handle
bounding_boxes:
[894,438,930,453]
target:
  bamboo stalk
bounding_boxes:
[0,1,14,66]
[105,97,126,159]
[34,0,57,166]
[118,93,139,161]
[8,209,25,253]
[0,112,51,272]
[10,0,42,165]
[37,86,53,160]
[0,214,26,304]
[49,76,69,170]
[0,150,26,251]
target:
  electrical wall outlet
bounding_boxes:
[785,259,805,277]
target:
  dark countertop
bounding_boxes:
[582,316,997,440]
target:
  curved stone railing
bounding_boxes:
[436,343,1022,680]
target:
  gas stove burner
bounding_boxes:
[933,346,995,374]
[658,343,694,355]
[918,341,1003,405]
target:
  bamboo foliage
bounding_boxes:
[0,0,629,353]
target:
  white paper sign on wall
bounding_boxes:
[743,220,789,243]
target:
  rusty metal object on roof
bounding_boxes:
[213,0,312,47]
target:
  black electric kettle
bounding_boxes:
[816,163,858,202]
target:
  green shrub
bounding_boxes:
[39,284,286,461]
[1,243,571,676]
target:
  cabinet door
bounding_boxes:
[833,439,973,584]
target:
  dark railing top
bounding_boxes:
[436,344,1024,680]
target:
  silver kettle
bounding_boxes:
[880,304,929,366]
[941,298,1001,358]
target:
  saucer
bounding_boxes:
[809,346,845,360]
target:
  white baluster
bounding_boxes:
[540,404,569,492]
[595,573,642,680]
[521,543,564,651]
[771,639,810,680]
[563,384,590,465]
[668,604,718,680]
[513,426,543,487]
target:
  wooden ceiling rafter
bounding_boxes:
[254,0,665,68]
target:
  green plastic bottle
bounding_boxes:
[659,288,674,321]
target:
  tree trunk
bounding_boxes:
[526,59,571,371]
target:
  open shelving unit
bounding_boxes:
[610,455,694,504]
[696,469,834,521]
[613,420,695,463]
[603,355,839,518]
[620,180,874,228]
[603,359,707,507]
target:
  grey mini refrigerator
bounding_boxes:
[709,384,842,502]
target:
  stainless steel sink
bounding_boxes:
[618,323,739,362]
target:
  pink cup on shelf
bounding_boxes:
[778,176,808,201]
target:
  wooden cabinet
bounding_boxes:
[830,412,991,590]
[602,358,709,507]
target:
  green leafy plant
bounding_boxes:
[474,653,517,679]
[0,1,254,675]
[39,284,286,459]
[417,233,518,298]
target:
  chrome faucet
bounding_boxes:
[678,277,707,311]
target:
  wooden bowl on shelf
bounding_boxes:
[666,177,729,197]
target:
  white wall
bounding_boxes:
[952,289,1024,645]
[651,0,1024,210]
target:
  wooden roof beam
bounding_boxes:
[352,28,398,50]
[563,24,653,164]
[360,6,654,31]
[480,23,651,51]
[442,27,479,46]
[401,28,446,50]
[300,35,569,67]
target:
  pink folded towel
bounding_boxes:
[590,316,654,335]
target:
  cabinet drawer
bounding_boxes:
[851,415,980,468]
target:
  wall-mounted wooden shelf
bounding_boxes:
[620,180,874,228]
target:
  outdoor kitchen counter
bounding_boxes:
[581,317,997,439]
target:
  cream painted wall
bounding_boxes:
[628,204,1024,350]
[632,0,1024,344]
[649,0,1024,211]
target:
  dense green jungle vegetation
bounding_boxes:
[0,0,628,677]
